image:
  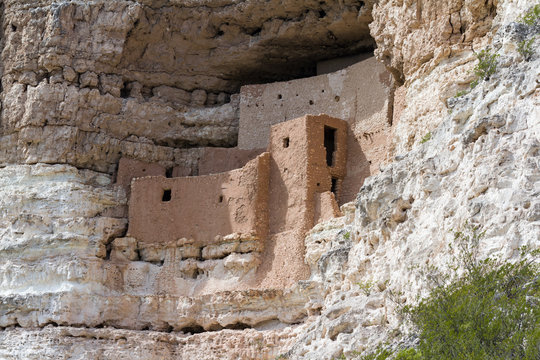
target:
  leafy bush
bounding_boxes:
[518,36,535,60]
[394,349,423,360]
[358,226,540,360]
[356,280,375,296]
[408,258,539,358]
[519,4,540,26]
[358,346,392,360]
[420,132,431,144]
[473,49,499,81]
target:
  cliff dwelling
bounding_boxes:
[3,0,535,358]
[113,55,394,293]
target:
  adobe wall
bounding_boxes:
[127,153,270,247]
[123,115,347,290]
[256,115,346,288]
[267,115,346,234]
[238,55,393,204]
[116,158,166,190]
[198,148,265,176]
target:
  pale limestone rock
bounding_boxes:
[110,237,139,261]
[63,66,78,83]
[286,16,540,358]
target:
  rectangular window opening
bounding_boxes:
[324,126,337,167]
[331,178,338,197]
[283,137,290,148]
[162,189,172,202]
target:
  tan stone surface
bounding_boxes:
[316,53,373,75]
[314,192,342,225]
[0,326,304,360]
[1,0,375,100]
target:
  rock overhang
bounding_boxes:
[3,0,376,94]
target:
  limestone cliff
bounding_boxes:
[0,0,538,359]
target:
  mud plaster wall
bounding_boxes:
[127,153,270,246]
[116,158,166,189]
[256,115,346,288]
[314,192,342,225]
[238,55,393,204]
[198,148,265,176]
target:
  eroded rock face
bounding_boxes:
[285,16,540,358]
[370,0,497,84]
[371,0,536,155]
[1,0,376,173]
[3,0,374,93]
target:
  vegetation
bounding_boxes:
[473,49,499,81]
[517,37,535,60]
[356,280,375,296]
[515,5,539,61]
[519,4,540,26]
[420,132,431,144]
[357,346,392,360]
[357,225,540,360]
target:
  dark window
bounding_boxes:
[331,178,338,196]
[162,189,172,202]
[324,126,337,166]
[283,137,290,148]
[166,167,174,178]
[219,195,224,203]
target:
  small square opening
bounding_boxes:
[219,195,224,203]
[283,137,290,148]
[162,189,172,202]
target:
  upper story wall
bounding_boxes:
[267,115,347,234]
[127,153,270,246]
[238,55,391,150]
[238,56,394,204]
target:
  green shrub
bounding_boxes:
[394,349,423,360]
[357,280,375,296]
[454,90,468,98]
[358,226,539,360]
[518,36,536,60]
[473,49,499,81]
[420,132,431,144]
[405,227,540,360]
[519,4,540,26]
[358,346,392,360]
